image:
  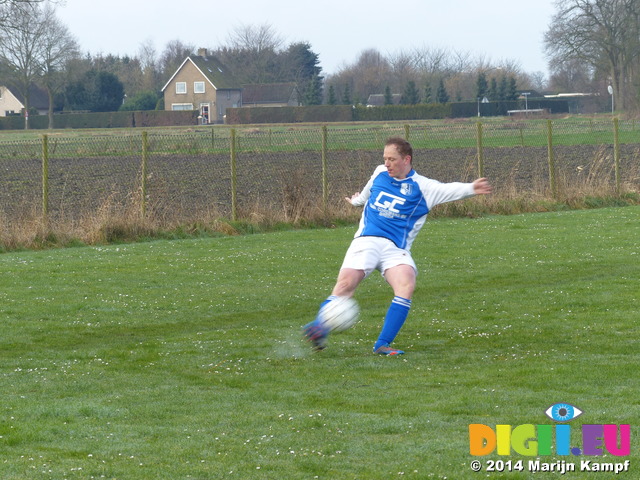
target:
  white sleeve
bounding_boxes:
[350,165,386,207]
[418,177,476,209]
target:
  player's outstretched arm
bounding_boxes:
[473,178,492,195]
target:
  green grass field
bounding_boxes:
[1,206,639,479]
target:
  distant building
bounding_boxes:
[543,92,601,114]
[366,93,401,107]
[0,83,48,117]
[161,48,242,124]
[242,83,300,107]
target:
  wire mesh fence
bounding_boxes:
[1,118,639,226]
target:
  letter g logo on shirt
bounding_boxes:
[373,192,406,213]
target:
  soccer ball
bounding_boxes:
[318,296,359,333]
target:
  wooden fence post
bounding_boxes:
[546,120,557,198]
[141,131,148,217]
[42,134,49,219]
[613,117,621,195]
[230,128,237,221]
[476,121,484,178]
[321,125,328,213]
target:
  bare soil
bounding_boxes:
[2,144,639,222]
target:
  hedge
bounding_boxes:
[0,110,200,130]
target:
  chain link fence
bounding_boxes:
[1,118,639,226]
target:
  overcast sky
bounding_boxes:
[56,0,557,77]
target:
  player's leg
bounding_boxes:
[303,268,365,350]
[373,264,416,355]
[331,268,366,297]
[304,237,378,351]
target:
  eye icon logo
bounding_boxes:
[545,403,583,422]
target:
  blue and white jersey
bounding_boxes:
[351,165,475,250]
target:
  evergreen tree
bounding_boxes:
[384,85,393,105]
[436,78,449,104]
[327,85,337,105]
[498,75,508,101]
[476,72,488,99]
[489,78,498,101]
[508,76,518,100]
[400,80,420,104]
[304,73,323,105]
[286,42,323,106]
[65,70,124,112]
[423,85,432,104]
[341,83,352,105]
[120,91,160,111]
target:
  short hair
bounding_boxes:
[385,136,413,160]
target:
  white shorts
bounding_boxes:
[340,236,417,278]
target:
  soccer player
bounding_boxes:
[303,136,492,355]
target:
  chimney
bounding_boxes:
[197,48,208,57]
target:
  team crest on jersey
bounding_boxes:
[400,183,412,196]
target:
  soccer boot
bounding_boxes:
[303,321,329,351]
[373,343,405,356]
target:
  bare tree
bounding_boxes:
[547,57,594,92]
[411,46,452,75]
[327,45,531,106]
[0,0,55,29]
[0,2,47,128]
[327,48,395,105]
[0,1,75,128]
[39,2,79,127]
[216,23,284,84]
[137,39,160,93]
[226,23,284,53]
[159,39,194,82]
[545,0,640,110]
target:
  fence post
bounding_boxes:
[321,125,328,213]
[476,121,484,178]
[230,128,237,221]
[613,117,621,195]
[141,131,148,217]
[546,120,557,198]
[404,124,410,140]
[42,134,49,218]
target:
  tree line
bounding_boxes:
[1,0,639,129]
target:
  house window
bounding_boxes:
[172,103,194,111]
[176,82,187,94]
[194,81,205,94]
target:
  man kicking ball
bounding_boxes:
[303,136,492,355]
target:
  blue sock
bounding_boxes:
[312,295,338,324]
[374,296,412,349]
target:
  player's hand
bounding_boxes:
[345,192,360,204]
[473,178,492,195]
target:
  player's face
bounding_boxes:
[383,145,412,179]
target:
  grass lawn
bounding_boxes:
[1,206,639,479]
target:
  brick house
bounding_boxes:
[161,48,242,124]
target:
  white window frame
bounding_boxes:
[171,103,194,111]
[194,81,205,94]
[176,82,187,94]
[200,103,210,124]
